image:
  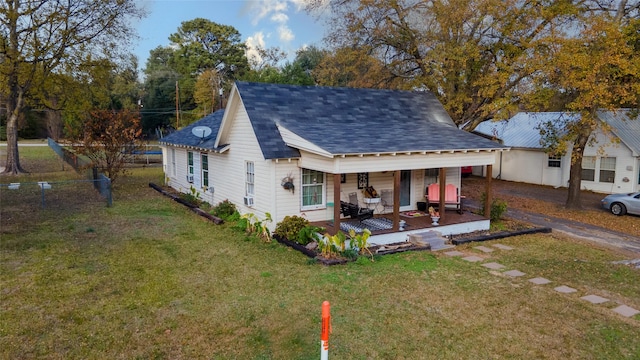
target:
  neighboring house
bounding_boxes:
[159,82,507,232]
[474,110,640,194]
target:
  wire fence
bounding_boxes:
[46,138,113,206]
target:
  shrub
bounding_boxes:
[274,216,309,242]
[479,193,508,221]
[211,199,238,220]
[296,225,325,245]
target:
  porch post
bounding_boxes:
[333,173,341,235]
[484,165,493,219]
[392,170,401,231]
[439,167,446,223]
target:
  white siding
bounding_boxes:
[487,128,638,194]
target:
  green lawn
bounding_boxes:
[1,147,639,359]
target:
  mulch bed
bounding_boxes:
[149,183,223,224]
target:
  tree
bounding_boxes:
[74,109,143,185]
[535,1,640,209]
[0,0,144,175]
[141,20,250,129]
[306,0,577,128]
[314,46,405,89]
[193,69,223,117]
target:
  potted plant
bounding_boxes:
[428,206,440,226]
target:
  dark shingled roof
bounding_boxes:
[235,82,505,159]
[161,82,506,159]
[159,110,226,151]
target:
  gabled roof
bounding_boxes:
[474,110,640,155]
[474,112,579,149]
[597,110,640,156]
[159,110,228,152]
[233,82,506,159]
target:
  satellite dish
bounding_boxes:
[191,126,212,138]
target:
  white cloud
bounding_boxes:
[245,32,266,65]
[278,25,295,42]
[271,12,289,24]
[249,0,288,26]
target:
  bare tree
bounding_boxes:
[0,0,145,174]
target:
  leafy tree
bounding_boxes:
[73,109,143,185]
[535,1,640,209]
[193,69,223,117]
[141,46,181,134]
[314,46,405,89]
[306,0,577,128]
[0,0,144,174]
[141,20,249,129]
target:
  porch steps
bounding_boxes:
[408,231,455,252]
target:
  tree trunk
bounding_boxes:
[566,131,590,209]
[3,112,25,175]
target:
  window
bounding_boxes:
[425,168,439,177]
[201,154,209,187]
[302,169,325,209]
[581,156,595,181]
[245,161,255,196]
[171,149,176,176]
[187,151,194,175]
[548,155,561,168]
[599,157,616,183]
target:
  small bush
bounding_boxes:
[274,216,309,243]
[212,199,238,219]
[296,225,325,245]
[479,193,508,221]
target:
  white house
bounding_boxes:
[474,110,640,194]
[159,82,508,233]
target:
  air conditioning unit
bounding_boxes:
[243,196,254,207]
[186,174,194,183]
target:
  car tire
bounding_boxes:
[610,203,627,216]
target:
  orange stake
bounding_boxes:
[321,301,331,360]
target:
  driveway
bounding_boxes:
[463,178,640,255]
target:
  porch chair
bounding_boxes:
[380,189,394,213]
[426,183,462,214]
[346,192,374,221]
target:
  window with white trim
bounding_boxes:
[582,156,595,181]
[547,155,561,168]
[301,169,325,210]
[171,149,176,176]
[599,157,616,183]
[187,151,194,175]
[201,154,209,187]
[245,161,255,196]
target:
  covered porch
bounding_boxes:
[313,207,489,246]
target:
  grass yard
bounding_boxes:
[1,147,639,359]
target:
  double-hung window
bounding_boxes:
[171,149,176,176]
[245,161,255,196]
[301,169,325,210]
[548,155,561,168]
[201,154,209,187]
[582,156,596,181]
[599,157,616,183]
[187,151,194,175]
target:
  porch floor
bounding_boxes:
[313,209,490,246]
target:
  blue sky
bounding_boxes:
[134,0,327,70]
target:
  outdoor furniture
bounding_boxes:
[426,183,463,214]
[380,189,394,213]
[340,200,374,221]
[347,203,374,221]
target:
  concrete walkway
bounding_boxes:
[466,200,640,254]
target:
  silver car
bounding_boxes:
[601,192,640,216]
